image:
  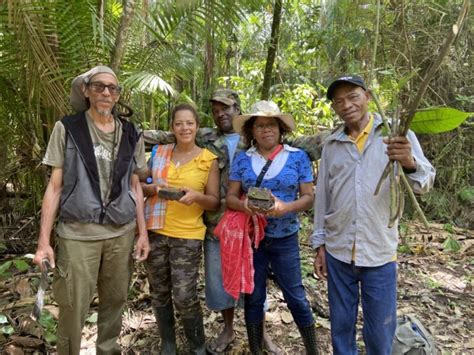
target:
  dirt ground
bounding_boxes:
[0,221,472,354]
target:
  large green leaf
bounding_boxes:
[410,107,473,134]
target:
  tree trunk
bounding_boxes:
[202,0,215,103]
[261,0,283,100]
[110,0,137,74]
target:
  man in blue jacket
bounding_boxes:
[312,75,435,355]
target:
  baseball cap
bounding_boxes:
[210,88,241,108]
[326,75,367,100]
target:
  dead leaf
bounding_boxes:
[429,271,467,293]
[316,318,330,330]
[265,311,281,324]
[204,312,217,325]
[13,279,32,298]
[43,305,59,319]
[3,344,24,355]
[280,311,293,324]
[19,316,43,339]
[10,335,43,348]
[288,330,299,338]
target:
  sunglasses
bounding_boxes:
[87,81,122,95]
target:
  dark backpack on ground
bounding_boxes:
[392,314,437,355]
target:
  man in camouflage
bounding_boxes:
[144,89,325,354]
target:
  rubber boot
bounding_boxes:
[298,323,319,355]
[246,321,264,355]
[153,305,177,355]
[181,313,206,355]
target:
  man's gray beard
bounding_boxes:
[97,109,112,116]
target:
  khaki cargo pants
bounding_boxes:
[52,230,135,355]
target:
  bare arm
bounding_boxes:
[179,159,220,211]
[33,167,64,270]
[136,166,151,182]
[132,174,150,261]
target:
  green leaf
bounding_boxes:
[39,311,56,330]
[458,187,474,204]
[0,314,8,324]
[410,107,473,134]
[442,235,461,253]
[86,313,98,324]
[44,330,57,345]
[13,259,29,272]
[0,261,12,275]
[0,325,14,335]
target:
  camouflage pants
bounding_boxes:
[146,232,203,318]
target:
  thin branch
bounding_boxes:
[368,0,381,84]
[401,0,470,134]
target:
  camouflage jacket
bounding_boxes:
[143,128,328,240]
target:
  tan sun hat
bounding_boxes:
[233,100,295,133]
[70,65,118,112]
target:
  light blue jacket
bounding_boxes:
[311,113,435,267]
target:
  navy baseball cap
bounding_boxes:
[326,75,367,100]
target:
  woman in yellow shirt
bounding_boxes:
[143,103,219,354]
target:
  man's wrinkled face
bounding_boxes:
[211,101,240,133]
[331,84,370,128]
[84,73,120,116]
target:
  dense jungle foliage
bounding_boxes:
[0,0,472,250]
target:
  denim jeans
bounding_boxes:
[204,238,242,311]
[245,233,314,327]
[326,252,397,355]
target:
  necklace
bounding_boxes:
[173,145,198,168]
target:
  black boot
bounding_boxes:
[298,323,319,355]
[181,313,206,355]
[153,305,177,355]
[246,321,264,355]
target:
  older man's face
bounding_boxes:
[211,101,239,134]
[331,84,370,131]
[84,73,120,116]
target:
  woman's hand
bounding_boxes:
[178,187,199,205]
[243,197,258,215]
[141,181,168,198]
[265,195,288,217]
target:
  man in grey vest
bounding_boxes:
[33,66,150,355]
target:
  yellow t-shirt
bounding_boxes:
[154,148,217,240]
